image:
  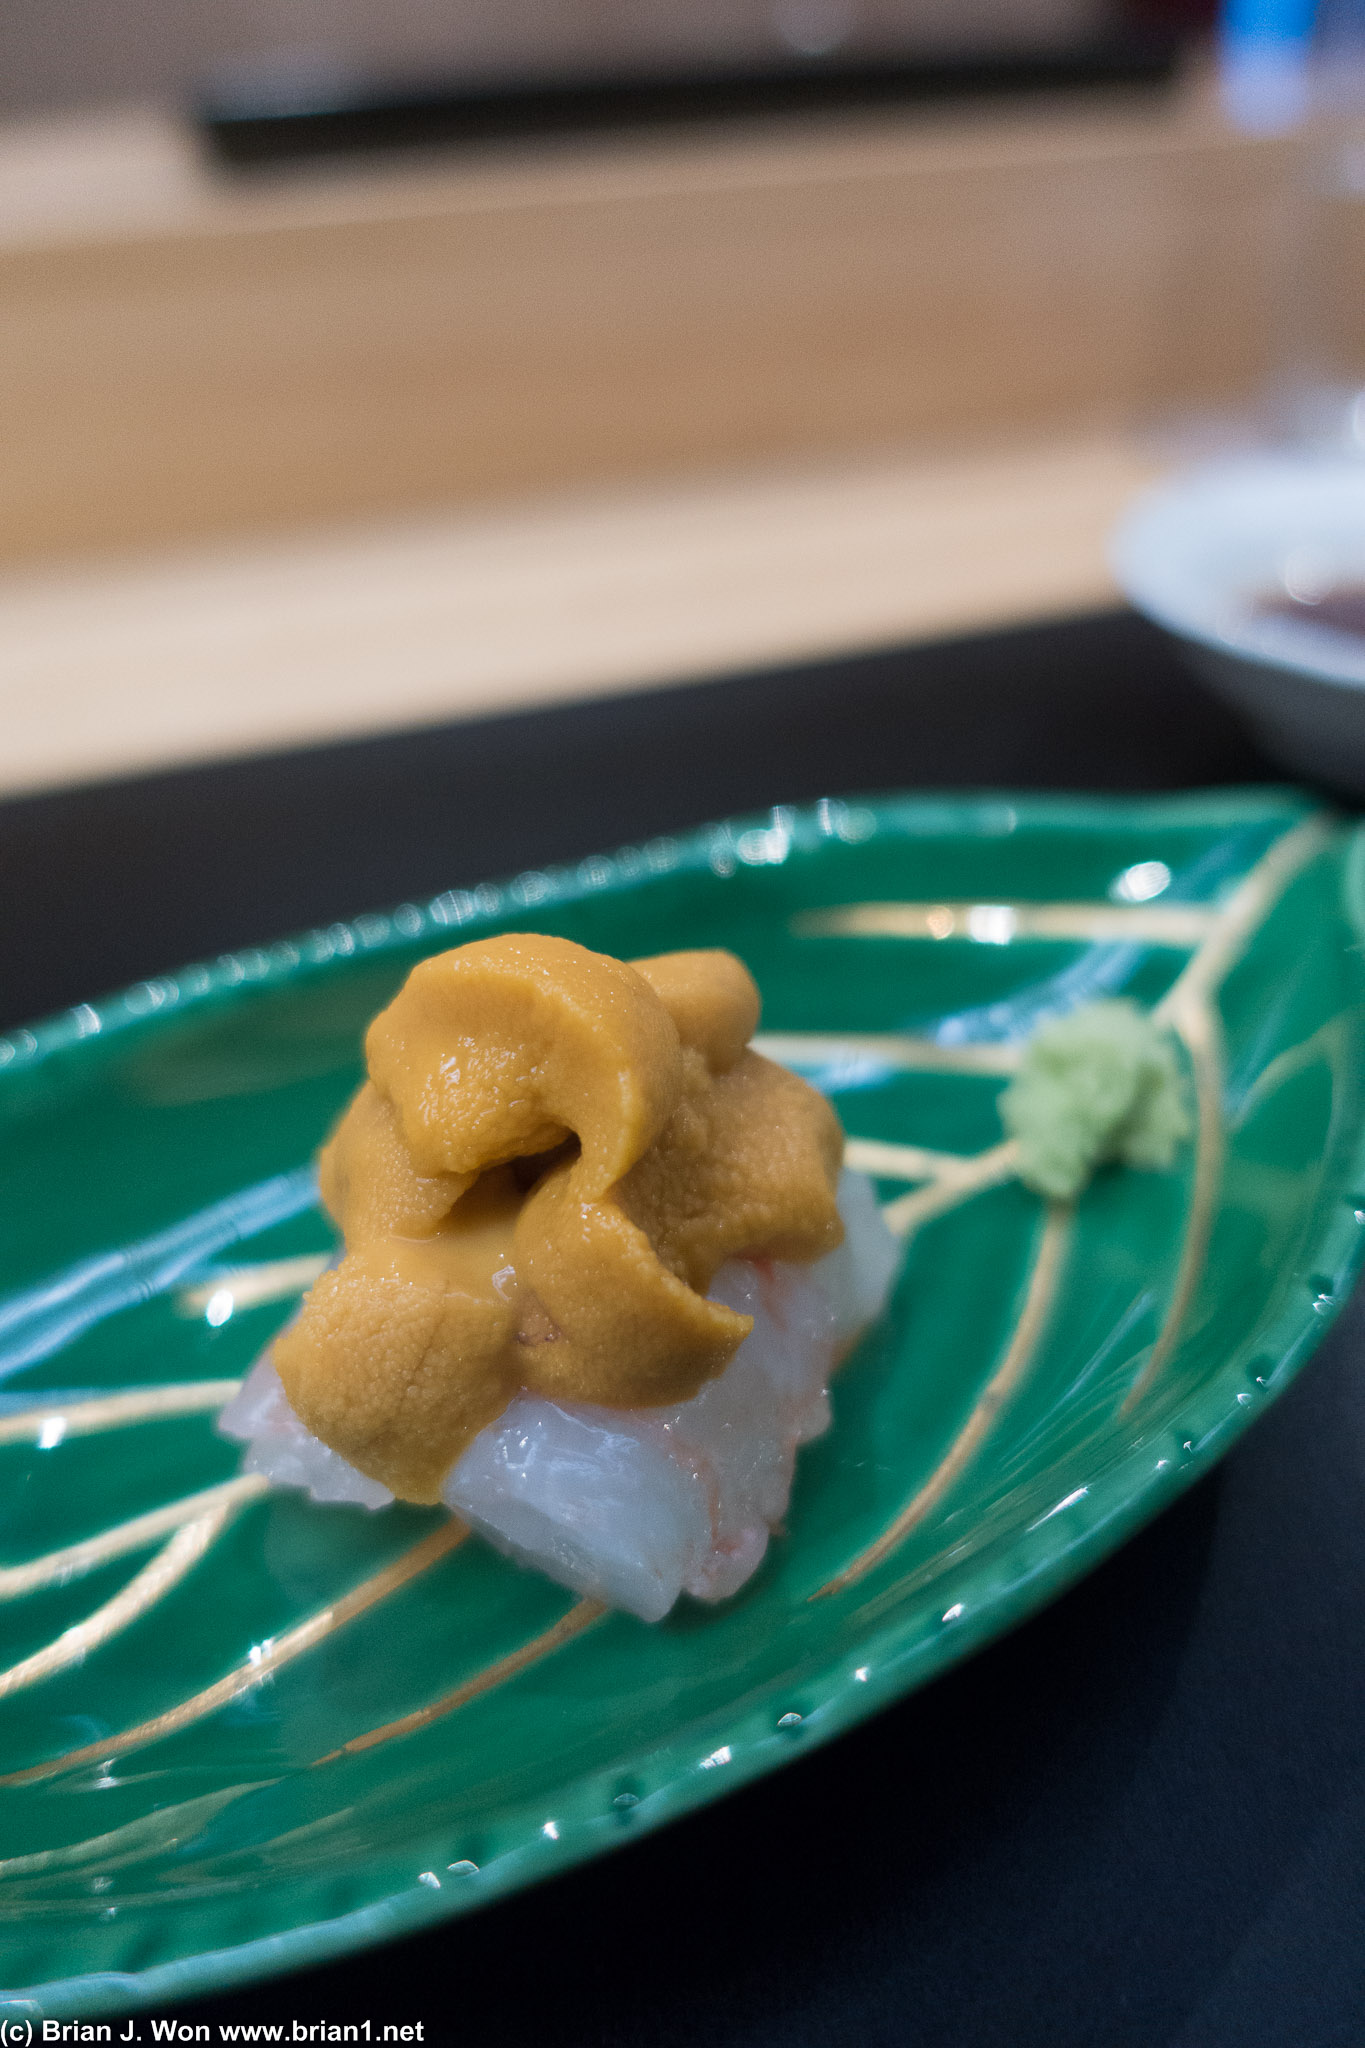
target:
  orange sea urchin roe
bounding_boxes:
[273,935,844,1502]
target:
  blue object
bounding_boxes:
[1220,0,1319,129]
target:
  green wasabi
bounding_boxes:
[1000,999,1190,1202]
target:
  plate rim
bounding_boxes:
[2,784,1361,2019]
[0,784,1317,1078]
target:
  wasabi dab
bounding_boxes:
[1000,999,1190,1202]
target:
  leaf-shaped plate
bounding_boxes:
[2,789,1363,2017]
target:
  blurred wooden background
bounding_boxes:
[0,61,1289,793]
[1,66,1286,565]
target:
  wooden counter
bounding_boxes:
[0,429,1163,798]
[0,73,1284,566]
[0,71,1283,795]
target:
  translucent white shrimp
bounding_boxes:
[220,1171,898,1621]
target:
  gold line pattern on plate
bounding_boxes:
[1236,1014,1355,1123]
[879,1141,1021,1241]
[845,1137,998,1185]
[792,902,1219,946]
[1120,999,1227,1417]
[0,1521,469,1788]
[1154,817,1332,1024]
[0,1782,279,1882]
[1122,814,1331,1413]
[0,1473,269,1602]
[0,1381,244,1448]
[815,1202,1072,1599]
[815,812,1331,1569]
[0,1494,261,1702]
[0,1395,255,1703]
[754,1032,1021,1076]
[177,1253,332,1319]
[314,1597,608,1766]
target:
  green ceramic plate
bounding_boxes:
[3,789,1364,2019]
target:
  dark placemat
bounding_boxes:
[8,608,1361,2048]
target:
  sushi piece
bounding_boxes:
[222,1168,898,1621]
[220,933,899,1620]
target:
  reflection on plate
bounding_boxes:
[2,790,1363,2017]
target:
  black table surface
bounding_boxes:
[5,611,1363,2047]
